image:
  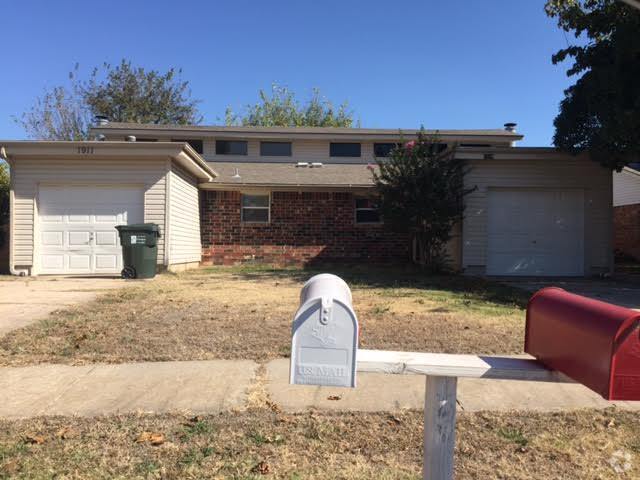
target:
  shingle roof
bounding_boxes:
[93,122,523,139]
[204,161,377,188]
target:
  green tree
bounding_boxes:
[83,60,201,125]
[373,131,475,271]
[226,84,354,127]
[19,61,201,140]
[546,0,640,170]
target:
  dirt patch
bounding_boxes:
[0,267,528,366]
[0,408,637,479]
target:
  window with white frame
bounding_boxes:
[355,197,381,224]
[241,193,270,222]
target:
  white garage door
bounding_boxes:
[487,189,584,276]
[38,185,144,274]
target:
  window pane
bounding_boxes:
[330,143,361,157]
[172,139,203,154]
[430,143,448,153]
[242,208,269,222]
[242,194,269,208]
[373,143,398,157]
[355,198,379,209]
[260,141,292,156]
[216,140,248,155]
[356,209,381,223]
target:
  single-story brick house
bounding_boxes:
[2,121,613,277]
[613,165,640,261]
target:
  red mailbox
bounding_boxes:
[525,287,640,401]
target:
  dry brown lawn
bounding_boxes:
[0,408,638,479]
[0,266,528,366]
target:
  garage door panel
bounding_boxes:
[68,255,91,271]
[95,255,117,270]
[41,255,64,271]
[40,214,63,223]
[38,185,144,275]
[41,231,63,246]
[68,231,90,246]
[95,231,117,246]
[487,189,584,276]
[95,213,118,223]
[489,254,547,276]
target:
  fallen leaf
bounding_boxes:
[1,460,20,475]
[136,431,165,446]
[55,427,77,440]
[24,434,45,445]
[388,415,402,425]
[327,395,342,401]
[266,399,282,413]
[252,461,270,474]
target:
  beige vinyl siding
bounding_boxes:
[613,168,640,207]
[462,156,612,275]
[168,162,201,265]
[203,139,376,164]
[11,158,168,270]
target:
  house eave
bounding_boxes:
[200,182,375,192]
[90,125,524,143]
[0,140,217,182]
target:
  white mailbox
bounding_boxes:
[290,274,359,387]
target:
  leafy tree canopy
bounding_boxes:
[225,84,354,127]
[373,131,474,270]
[18,61,201,140]
[84,60,201,125]
[18,70,89,141]
[546,0,640,170]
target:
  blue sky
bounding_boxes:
[0,0,577,146]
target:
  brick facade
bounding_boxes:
[201,190,410,265]
[614,204,640,261]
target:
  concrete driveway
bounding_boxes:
[0,276,126,336]
[506,278,640,310]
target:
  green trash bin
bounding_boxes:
[115,224,161,279]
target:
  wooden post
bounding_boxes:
[423,375,457,480]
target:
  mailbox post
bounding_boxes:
[290,276,638,480]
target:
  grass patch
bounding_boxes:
[0,266,529,366]
[0,409,637,479]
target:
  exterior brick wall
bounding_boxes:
[614,204,640,261]
[201,190,410,265]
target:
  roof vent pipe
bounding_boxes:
[504,122,518,146]
[94,115,109,126]
[125,135,136,142]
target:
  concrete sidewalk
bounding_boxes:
[265,359,639,413]
[1,359,638,419]
[0,360,257,419]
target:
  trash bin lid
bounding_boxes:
[115,223,160,233]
